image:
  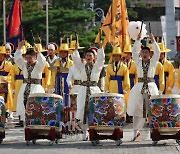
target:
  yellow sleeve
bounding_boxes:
[158,63,165,92]
[177,67,180,89]
[44,63,51,88]
[123,66,130,92]
[10,65,15,90]
[105,65,111,91]
[167,62,175,88]
[5,62,12,83]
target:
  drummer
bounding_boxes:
[66,40,85,132]
[149,44,165,94]
[14,41,46,121]
[158,43,175,94]
[91,47,106,92]
[105,46,130,105]
[0,46,13,119]
[122,44,137,123]
[10,45,26,118]
[127,33,160,141]
[67,40,85,94]
[72,42,105,140]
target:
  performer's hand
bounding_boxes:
[158,91,163,95]
[17,40,25,50]
[137,33,141,40]
[149,33,155,43]
[34,45,40,53]
[99,40,103,49]
[123,90,127,94]
[69,85,73,90]
[167,87,172,91]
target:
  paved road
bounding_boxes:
[0,124,179,154]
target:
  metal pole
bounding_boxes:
[3,0,6,43]
[46,0,49,45]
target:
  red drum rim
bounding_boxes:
[29,93,63,99]
[150,94,180,99]
[90,92,124,98]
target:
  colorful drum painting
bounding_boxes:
[148,95,180,129]
[25,93,64,128]
[88,93,126,127]
[0,96,5,143]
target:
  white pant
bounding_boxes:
[133,116,145,130]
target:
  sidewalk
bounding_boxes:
[1,124,179,154]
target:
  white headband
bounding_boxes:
[5,43,11,50]
[48,44,55,50]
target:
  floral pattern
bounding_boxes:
[0,100,6,128]
[88,95,126,127]
[148,97,180,128]
[25,96,64,128]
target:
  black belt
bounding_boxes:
[74,80,81,85]
[23,78,41,84]
[138,77,155,83]
[81,81,97,87]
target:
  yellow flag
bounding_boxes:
[97,0,130,51]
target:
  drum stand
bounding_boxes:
[0,128,5,144]
[89,127,123,146]
[151,128,180,146]
[25,126,62,146]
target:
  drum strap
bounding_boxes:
[129,73,135,89]
[83,64,94,124]
[140,60,151,118]
[23,62,36,108]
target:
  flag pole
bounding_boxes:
[3,0,6,43]
[46,0,49,45]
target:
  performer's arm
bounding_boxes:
[167,62,175,90]
[15,41,26,70]
[14,49,25,70]
[123,67,130,92]
[151,42,160,65]
[95,48,105,69]
[105,66,110,91]
[66,67,73,88]
[72,50,83,72]
[158,63,165,92]
[132,40,141,64]
[36,52,46,71]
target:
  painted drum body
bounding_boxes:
[88,93,126,128]
[0,97,5,143]
[148,94,180,129]
[26,93,64,127]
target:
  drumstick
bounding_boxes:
[99,28,102,41]
[139,20,144,34]
[30,30,36,44]
[149,22,151,34]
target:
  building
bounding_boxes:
[130,0,180,59]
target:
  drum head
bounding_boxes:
[90,93,124,98]
[29,93,63,99]
[150,94,180,99]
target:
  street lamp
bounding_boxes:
[46,0,49,45]
[86,0,105,26]
[3,0,6,43]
